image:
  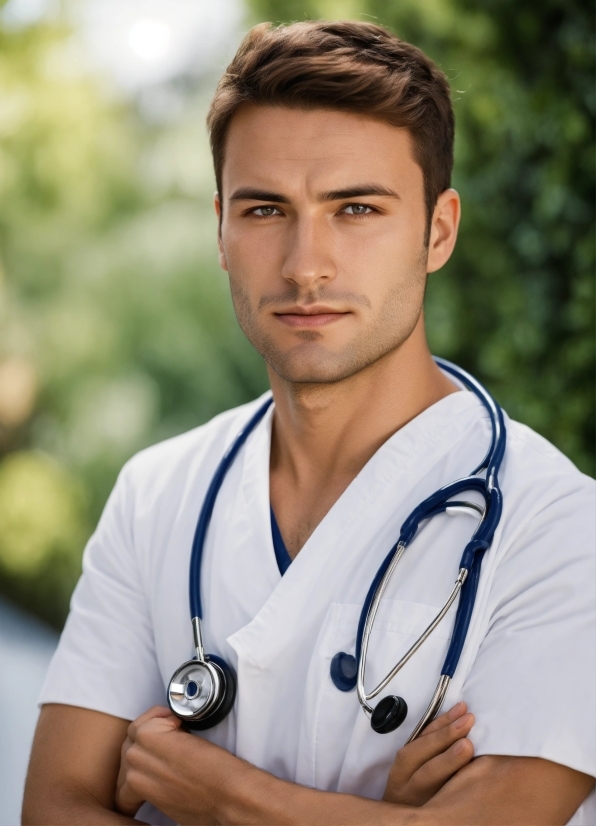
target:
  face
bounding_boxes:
[216,105,458,384]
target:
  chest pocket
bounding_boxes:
[299,598,455,799]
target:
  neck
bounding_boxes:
[268,316,458,555]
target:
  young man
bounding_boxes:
[23,21,594,825]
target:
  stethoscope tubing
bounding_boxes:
[181,357,505,737]
[189,396,273,620]
[435,357,506,486]
[351,358,505,713]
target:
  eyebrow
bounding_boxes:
[320,185,400,201]
[230,188,288,203]
[229,184,401,203]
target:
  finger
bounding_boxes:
[116,778,146,817]
[408,713,474,777]
[120,735,132,760]
[387,712,474,787]
[418,702,468,737]
[411,711,474,761]
[127,706,175,741]
[408,736,474,804]
[137,713,183,739]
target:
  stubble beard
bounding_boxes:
[227,264,427,386]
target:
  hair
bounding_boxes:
[207,21,455,239]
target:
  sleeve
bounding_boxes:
[461,478,596,779]
[38,462,166,721]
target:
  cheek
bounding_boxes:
[336,225,424,296]
[223,225,284,294]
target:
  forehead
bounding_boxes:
[221,105,422,196]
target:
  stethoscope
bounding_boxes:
[167,357,505,738]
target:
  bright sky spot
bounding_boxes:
[0,0,56,27]
[78,0,244,91]
[128,17,172,63]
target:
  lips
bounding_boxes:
[274,306,350,328]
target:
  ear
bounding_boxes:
[214,192,228,272]
[426,189,461,274]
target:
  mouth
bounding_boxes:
[273,305,351,328]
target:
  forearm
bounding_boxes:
[120,704,477,825]
[214,762,423,826]
[139,731,424,826]
[24,704,140,826]
[421,755,594,826]
[22,783,145,826]
[121,713,594,826]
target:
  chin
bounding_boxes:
[245,321,416,386]
[265,345,370,385]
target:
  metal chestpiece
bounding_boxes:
[167,655,236,730]
[167,617,237,730]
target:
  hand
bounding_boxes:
[114,706,253,825]
[382,701,474,807]
[115,706,183,818]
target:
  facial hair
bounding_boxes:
[227,257,427,385]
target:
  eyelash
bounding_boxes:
[342,204,375,217]
[249,206,283,217]
[246,203,378,219]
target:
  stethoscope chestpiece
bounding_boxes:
[167,653,236,731]
[370,695,408,734]
[175,403,274,732]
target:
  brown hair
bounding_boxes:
[207,20,454,238]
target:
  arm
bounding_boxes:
[214,752,592,825]
[23,699,472,825]
[115,707,593,826]
[22,704,142,825]
[423,754,594,826]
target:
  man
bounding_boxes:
[23,20,594,825]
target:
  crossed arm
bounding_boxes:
[23,702,593,825]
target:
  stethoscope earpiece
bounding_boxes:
[370,695,408,734]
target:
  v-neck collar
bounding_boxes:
[270,506,292,575]
[227,387,487,666]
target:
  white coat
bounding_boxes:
[40,389,596,825]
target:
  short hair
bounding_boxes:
[207,20,455,238]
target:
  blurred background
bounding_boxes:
[0,0,593,820]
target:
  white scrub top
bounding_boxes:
[39,390,596,825]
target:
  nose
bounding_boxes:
[281,215,337,289]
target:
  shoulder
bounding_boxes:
[471,412,595,596]
[489,416,594,598]
[505,417,585,476]
[500,415,594,505]
[116,394,271,509]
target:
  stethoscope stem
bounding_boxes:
[192,616,205,662]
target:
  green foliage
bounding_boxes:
[249,0,595,471]
[0,1,593,628]
[0,450,86,627]
[0,15,267,626]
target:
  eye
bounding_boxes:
[251,206,282,217]
[342,203,374,215]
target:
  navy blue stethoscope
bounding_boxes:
[167,357,505,738]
